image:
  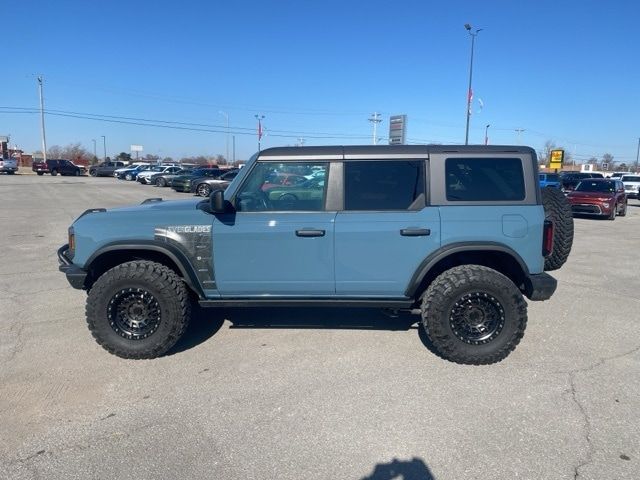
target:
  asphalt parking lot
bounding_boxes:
[1,174,639,480]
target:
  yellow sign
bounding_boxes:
[549,162,562,171]
[550,149,564,164]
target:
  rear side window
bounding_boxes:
[446,157,525,202]
[344,160,425,211]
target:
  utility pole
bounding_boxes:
[92,139,97,160]
[515,128,525,144]
[101,135,107,161]
[464,24,483,145]
[232,135,236,165]
[219,111,229,163]
[37,76,48,162]
[368,112,382,145]
[484,124,490,145]
[635,137,640,172]
[297,137,306,147]
[255,114,265,152]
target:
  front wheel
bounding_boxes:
[86,261,191,359]
[420,265,527,365]
[608,204,616,220]
[156,177,167,187]
[90,169,97,177]
[125,173,133,181]
[619,201,627,217]
[51,169,58,176]
[37,172,44,176]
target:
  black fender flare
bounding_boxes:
[404,242,530,298]
[84,240,208,299]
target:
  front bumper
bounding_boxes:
[58,244,87,290]
[523,272,557,301]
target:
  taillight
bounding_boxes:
[543,220,554,257]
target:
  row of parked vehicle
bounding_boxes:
[538,171,640,220]
[112,163,240,197]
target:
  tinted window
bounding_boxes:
[446,157,525,201]
[622,176,640,182]
[546,173,560,181]
[344,161,425,211]
[236,162,328,212]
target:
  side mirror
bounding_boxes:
[210,189,226,213]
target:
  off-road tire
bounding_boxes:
[420,265,527,365]
[196,183,211,197]
[86,261,190,359]
[541,187,573,271]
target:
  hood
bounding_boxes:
[568,191,614,200]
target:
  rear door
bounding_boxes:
[334,157,441,296]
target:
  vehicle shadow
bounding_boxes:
[168,302,225,355]
[169,305,435,356]
[360,457,435,480]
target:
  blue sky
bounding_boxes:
[2,0,639,163]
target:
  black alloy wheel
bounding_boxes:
[448,292,505,345]
[107,288,161,340]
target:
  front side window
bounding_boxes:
[344,160,425,211]
[235,162,328,212]
[446,157,525,202]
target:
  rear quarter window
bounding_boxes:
[446,157,525,201]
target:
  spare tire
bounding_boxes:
[541,187,573,271]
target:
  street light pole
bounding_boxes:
[484,124,490,145]
[219,111,229,163]
[37,76,48,162]
[464,24,482,145]
[101,135,107,161]
[92,139,96,159]
[635,137,640,172]
[255,114,265,152]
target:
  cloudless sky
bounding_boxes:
[2,0,639,163]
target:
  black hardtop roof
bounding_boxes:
[257,145,536,158]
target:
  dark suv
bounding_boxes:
[88,161,126,177]
[32,159,86,176]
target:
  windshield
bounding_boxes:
[621,176,640,182]
[575,181,616,192]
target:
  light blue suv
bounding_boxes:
[58,145,573,364]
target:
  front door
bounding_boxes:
[213,161,335,296]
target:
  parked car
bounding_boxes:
[136,165,182,184]
[539,173,561,188]
[114,163,150,179]
[171,168,224,192]
[33,159,86,176]
[620,175,640,199]
[608,171,632,180]
[115,164,152,181]
[191,169,240,196]
[559,172,604,192]
[89,161,126,177]
[0,156,18,174]
[566,178,627,219]
[150,168,194,187]
[58,144,573,364]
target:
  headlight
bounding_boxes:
[602,202,610,208]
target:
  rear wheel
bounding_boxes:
[156,177,167,187]
[608,204,616,220]
[51,169,58,176]
[420,265,527,365]
[541,187,573,271]
[86,261,190,359]
[90,169,97,177]
[37,172,44,176]
[196,183,211,197]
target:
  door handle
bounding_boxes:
[296,229,325,237]
[400,228,431,237]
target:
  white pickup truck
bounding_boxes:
[0,157,18,174]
